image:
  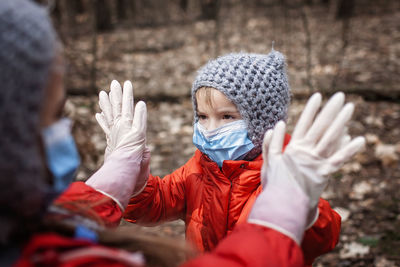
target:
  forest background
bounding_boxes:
[38,0,399,265]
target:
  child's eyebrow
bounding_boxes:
[214,107,240,113]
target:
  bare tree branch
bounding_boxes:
[299,4,314,92]
[213,0,222,57]
[90,0,98,97]
[331,0,354,90]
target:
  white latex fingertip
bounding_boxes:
[340,134,351,148]
[329,91,345,106]
[95,113,111,136]
[338,103,354,126]
[305,92,345,145]
[269,121,286,156]
[329,136,366,167]
[292,92,322,140]
[124,80,133,91]
[110,80,122,119]
[99,90,113,126]
[315,92,345,122]
[132,101,147,133]
[111,79,121,90]
[349,136,366,153]
[338,102,354,123]
[122,80,134,119]
[262,130,273,161]
[315,103,354,155]
[110,80,121,97]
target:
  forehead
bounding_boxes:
[196,88,237,111]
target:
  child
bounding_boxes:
[110,51,341,265]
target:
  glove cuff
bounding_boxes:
[86,150,142,211]
[248,184,310,245]
[131,179,148,197]
[93,188,124,211]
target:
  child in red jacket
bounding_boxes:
[97,52,341,265]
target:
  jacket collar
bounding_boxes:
[196,133,291,181]
[197,150,262,181]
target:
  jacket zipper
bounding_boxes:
[226,180,233,232]
[225,165,245,232]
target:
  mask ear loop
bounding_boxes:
[195,121,207,133]
[198,120,248,139]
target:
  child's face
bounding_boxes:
[196,88,241,131]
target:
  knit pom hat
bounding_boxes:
[191,50,291,157]
[0,0,56,245]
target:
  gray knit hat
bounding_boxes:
[192,50,291,157]
[0,0,56,245]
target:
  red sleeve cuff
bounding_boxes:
[53,182,123,228]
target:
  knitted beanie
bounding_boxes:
[0,0,56,244]
[191,50,291,157]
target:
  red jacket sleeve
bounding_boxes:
[301,198,341,265]
[15,233,142,267]
[53,181,123,228]
[16,224,302,267]
[123,164,187,224]
[182,223,304,267]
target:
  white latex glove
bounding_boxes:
[86,80,148,210]
[96,80,139,159]
[95,80,150,196]
[249,92,365,244]
[270,92,365,207]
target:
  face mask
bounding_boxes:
[193,120,254,167]
[42,118,81,193]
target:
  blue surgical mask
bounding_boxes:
[42,118,81,193]
[193,120,254,167]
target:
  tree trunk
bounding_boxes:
[71,0,85,14]
[94,0,113,32]
[200,0,220,20]
[117,0,127,21]
[180,0,188,11]
[336,0,354,19]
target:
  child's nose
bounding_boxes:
[207,119,222,131]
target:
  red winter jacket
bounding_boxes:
[124,136,341,265]
[15,182,305,267]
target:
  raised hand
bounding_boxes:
[87,80,149,210]
[248,92,365,244]
[262,92,365,225]
[96,80,146,160]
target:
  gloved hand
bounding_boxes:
[249,92,365,244]
[86,80,148,210]
[96,80,151,196]
[95,80,141,159]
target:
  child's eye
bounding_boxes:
[222,115,234,120]
[198,114,207,120]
